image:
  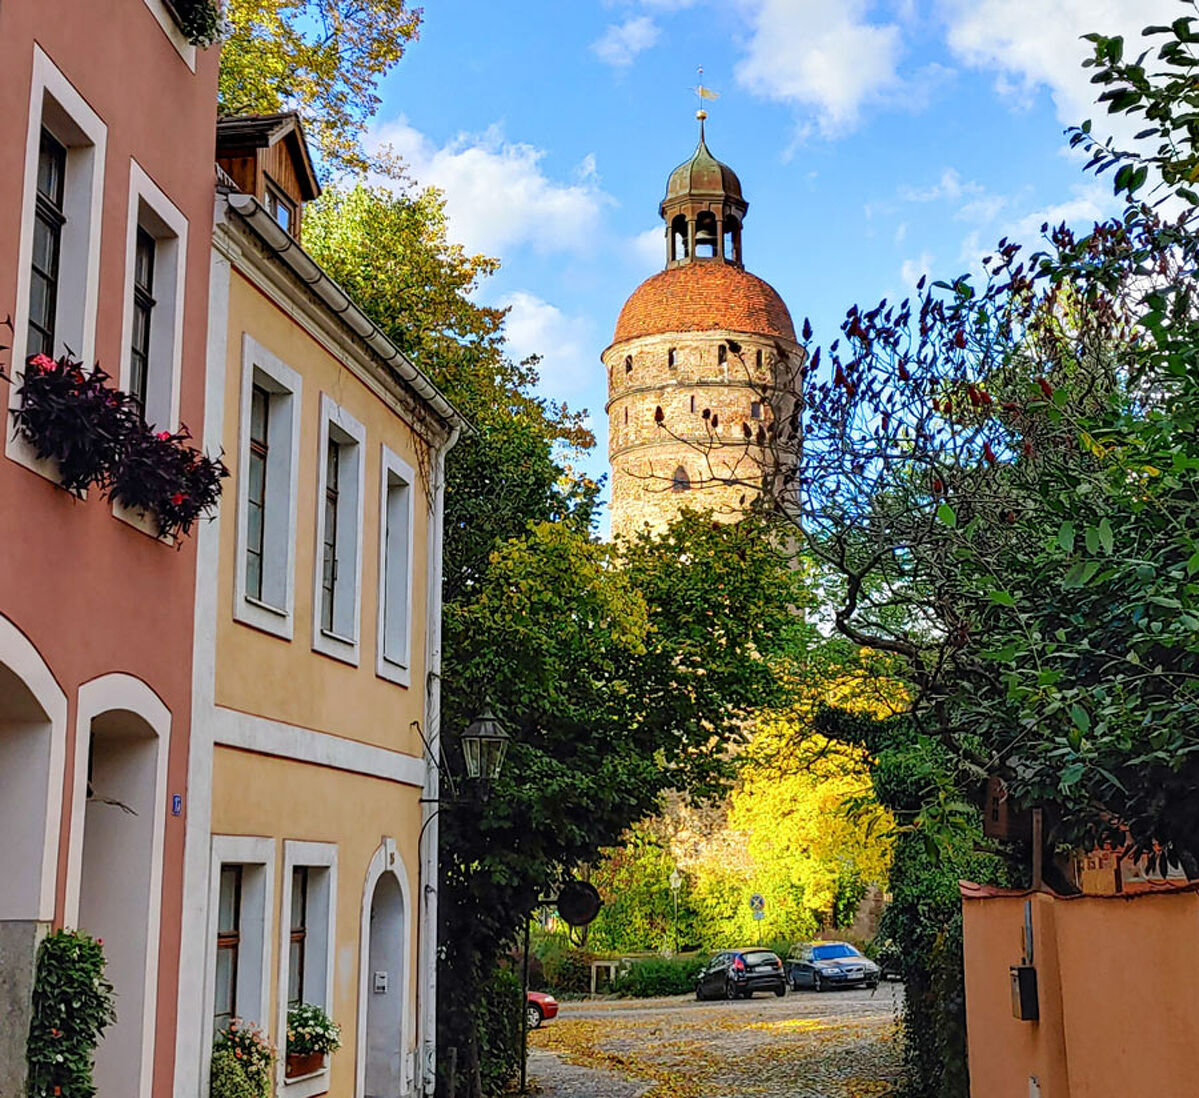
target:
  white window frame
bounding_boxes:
[6,46,107,484]
[203,836,275,1079]
[312,394,365,665]
[276,842,338,1098]
[119,160,187,431]
[377,445,416,687]
[235,336,302,639]
[140,0,198,69]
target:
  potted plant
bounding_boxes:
[109,422,228,539]
[211,1019,275,1098]
[6,353,135,496]
[162,0,224,46]
[285,1002,342,1078]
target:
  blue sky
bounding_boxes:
[368,1,1170,522]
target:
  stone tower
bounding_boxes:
[604,115,801,539]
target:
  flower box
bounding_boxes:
[285,1050,325,1078]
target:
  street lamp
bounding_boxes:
[669,869,682,955]
[461,705,510,783]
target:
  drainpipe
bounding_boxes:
[417,423,460,1094]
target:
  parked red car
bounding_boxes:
[526,991,559,1029]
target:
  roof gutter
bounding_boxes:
[224,191,472,437]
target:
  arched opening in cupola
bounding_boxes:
[670,215,689,262]
[694,211,718,258]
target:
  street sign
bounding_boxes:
[750,892,765,912]
[752,910,765,921]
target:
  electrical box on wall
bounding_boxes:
[373,970,389,994]
[1011,964,1039,1021]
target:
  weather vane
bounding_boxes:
[694,65,720,125]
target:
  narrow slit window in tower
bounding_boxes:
[624,355,633,374]
[718,343,727,365]
[756,349,763,369]
[689,395,696,413]
[624,407,628,425]
[668,348,677,369]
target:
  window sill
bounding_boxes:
[234,592,294,640]
[312,627,359,667]
[376,653,412,688]
[281,1064,329,1098]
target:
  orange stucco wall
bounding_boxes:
[963,887,1199,1098]
[211,746,424,1097]
[214,271,431,756]
[0,5,218,1094]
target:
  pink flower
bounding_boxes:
[28,353,55,373]
[157,431,172,441]
[170,492,186,506]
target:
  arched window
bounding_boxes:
[624,355,633,374]
[671,466,691,492]
[695,212,718,258]
[724,216,741,263]
[668,348,677,369]
[671,215,689,261]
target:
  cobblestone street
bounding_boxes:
[528,983,905,1098]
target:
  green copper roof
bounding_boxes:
[663,122,744,207]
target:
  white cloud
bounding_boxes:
[1006,183,1115,242]
[898,168,1008,224]
[900,168,981,203]
[941,0,1178,133]
[371,118,611,258]
[901,251,934,289]
[631,226,665,273]
[735,0,905,135]
[498,291,596,401]
[592,16,660,67]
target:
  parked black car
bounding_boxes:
[695,949,787,1000]
[785,941,880,991]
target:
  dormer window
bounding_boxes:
[265,180,295,234]
[215,112,322,241]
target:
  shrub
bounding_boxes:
[477,968,522,1098]
[209,1048,258,1098]
[212,1020,275,1097]
[614,955,707,998]
[538,943,594,995]
[25,929,116,1098]
[287,1002,342,1056]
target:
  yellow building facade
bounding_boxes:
[173,116,465,1098]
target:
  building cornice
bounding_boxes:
[214,193,472,449]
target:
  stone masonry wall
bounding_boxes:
[604,330,800,539]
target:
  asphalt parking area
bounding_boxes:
[528,982,905,1098]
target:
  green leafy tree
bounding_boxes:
[219,1,422,169]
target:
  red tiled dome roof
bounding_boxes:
[613,262,796,345]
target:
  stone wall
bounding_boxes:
[604,329,800,538]
[0,920,46,1098]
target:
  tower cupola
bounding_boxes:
[660,112,748,267]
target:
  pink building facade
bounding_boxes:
[0,4,219,1095]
